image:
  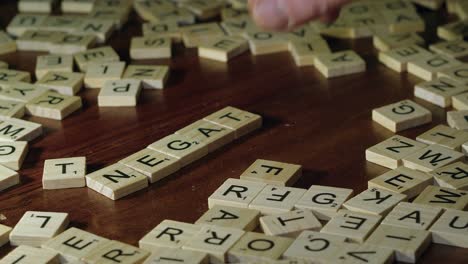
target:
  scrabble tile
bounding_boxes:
[447,110,468,130]
[195,205,260,231]
[383,10,425,34]
[143,247,209,264]
[282,230,346,263]
[203,106,262,138]
[42,227,109,263]
[343,188,406,216]
[175,120,235,152]
[416,124,468,151]
[0,118,42,142]
[248,185,306,215]
[0,245,59,264]
[16,30,65,52]
[366,224,430,263]
[438,20,468,41]
[9,211,69,247]
[97,79,142,107]
[382,202,442,230]
[119,147,179,183]
[82,240,150,264]
[430,40,468,59]
[0,141,28,170]
[198,36,248,62]
[372,100,432,132]
[142,21,181,41]
[413,185,468,210]
[61,0,95,13]
[0,70,31,87]
[181,0,223,20]
[310,19,354,39]
[0,224,11,246]
[181,23,226,48]
[438,64,468,85]
[151,8,196,26]
[182,226,244,264]
[220,17,256,37]
[26,91,82,120]
[139,220,201,250]
[36,71,84,96]
[366,135,427,169]
[35,54,73,80]
[42,157,86,190]
[320,209,382,243]
[6,14,48,37]
[148,134,208,167]
[414,77,468,108]
[0,61,8,69]
[208,178,266,209]
[373,32,424,52]
[0,82,46,103]
[133,1,176,22]
[402,144,463,172]
[0,31,17,55]
[49,33,96,55]
[244,31,289,55]
[41,16,82,33]
[453,92,468,110]
[295,185,353,220]
[84,61,125,89]
[0,99,25,119]
[0,164,19,192]
[227,232,293,263]
[314,50,366,78]
[408,54,461,81]
[130,36,172,60]
[378,45,432,72]
[288,39,331,67]
[286,26,324,43]
[87,7,129,30]
[122,65,169,89]
[260,209,322,238]
[74,46,120,72]
[332,243,394,264]
[430,209,468,248]
[431,161,468,190]
[85,163,149,200]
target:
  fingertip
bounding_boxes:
[251,0,289,31]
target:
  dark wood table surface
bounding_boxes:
[0,1,466,263]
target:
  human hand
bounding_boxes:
[248,0,351,31]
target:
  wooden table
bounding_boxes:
[0,1,466,263]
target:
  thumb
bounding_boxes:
[249,0,350,31]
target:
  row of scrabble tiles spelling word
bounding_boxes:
[40,106,262,200]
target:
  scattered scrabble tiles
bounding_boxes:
[123,65,170,89]
[239,159,302,186]
[35,54,74,80]
[0,245,60,264]
[382,202,442,230]
[0,141,27,170]
[139,220,201,251]
[430,161,468,190]
[0,118,42,142]
[85,163,148,200]
[0,165,20,192]
[416,124,468,150]
[42,157,86,190]
[84,61,126,89]
[198,36,249,62]
[82,240,150,264]
[314,50,366,78]
[26,91,82,120]
[248,185,306,215]
[295,185,354,220]
[414,77,468,107]
[407,54,461,81]
[413,185,468,210]
[372,100,432,132]
[430,209,468,248]
[195,205,260,231]
[9,211,69,247]
[260,209,322,238]
[447,110,468,130]
[130,36,172,60]
[36,71,84,95]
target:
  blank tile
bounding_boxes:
[0,224,11,246]
[453,92,468,110]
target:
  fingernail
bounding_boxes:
[253,0,289,30]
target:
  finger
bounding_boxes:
[249,0,351,31]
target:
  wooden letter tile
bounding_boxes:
[343,187,406,216]
[82,240,149,264]
[332,243,394,264]
[9,211,69,247]
[98,79,142,107]
[382,202,442,230]
[372,99,432,132]
[195,205,260,231]
[198,36,249,62]
[182,225,244,264]
[413,185,468,210]
[18,0,55,13]
[320,209,382,243]
[147,134,208,167]
[42,157,86,189]
[26,91,82,120]
[0,164,19,192]
[142,21,181,41]
[366,135,427,169]
[244,31,288,55]
[0,118,42,142]
[314,50,366,78]
[239,159,302,187]
[84,61,126,89]
[430,209,468,248]
[139,220,201,251]
[0,245,59,264]
[0,70,31,87]
[175,120,235,152]
[414,77,468,108]
[366,225,431,263]
[130,36,172,60]
[248,185,306,215]
[73,46,120,72]
[143,247,208,264]
[35,54,74,80]
[289,39,331,67]
[430,40,468,59]
[447,110,468,130]
[0,31,17,55]
[373,32,424,52]
[368,167,432,199]
[42,227,109,263]
[49,33,96,55]
[259,209,322,238]
[438,20,468,41]
[430,161,468,190]
[295,185,353,220]
[0,99,25,119]
[16,30,65,52]
[85,163,149,200]
[203,106,262,138]
[181,23,226,48]
[402,144,463,172]
[122,65,169,89]
[438,63,468,85]
[73,19,114,44]
[180,0,222,20]
[36,71,84,95]
[378,45,432,72]
[227,232,293,263]
[0,82,46,103]
[208,178,266,209]
[6,14,48,37]
[407,54,461,81]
